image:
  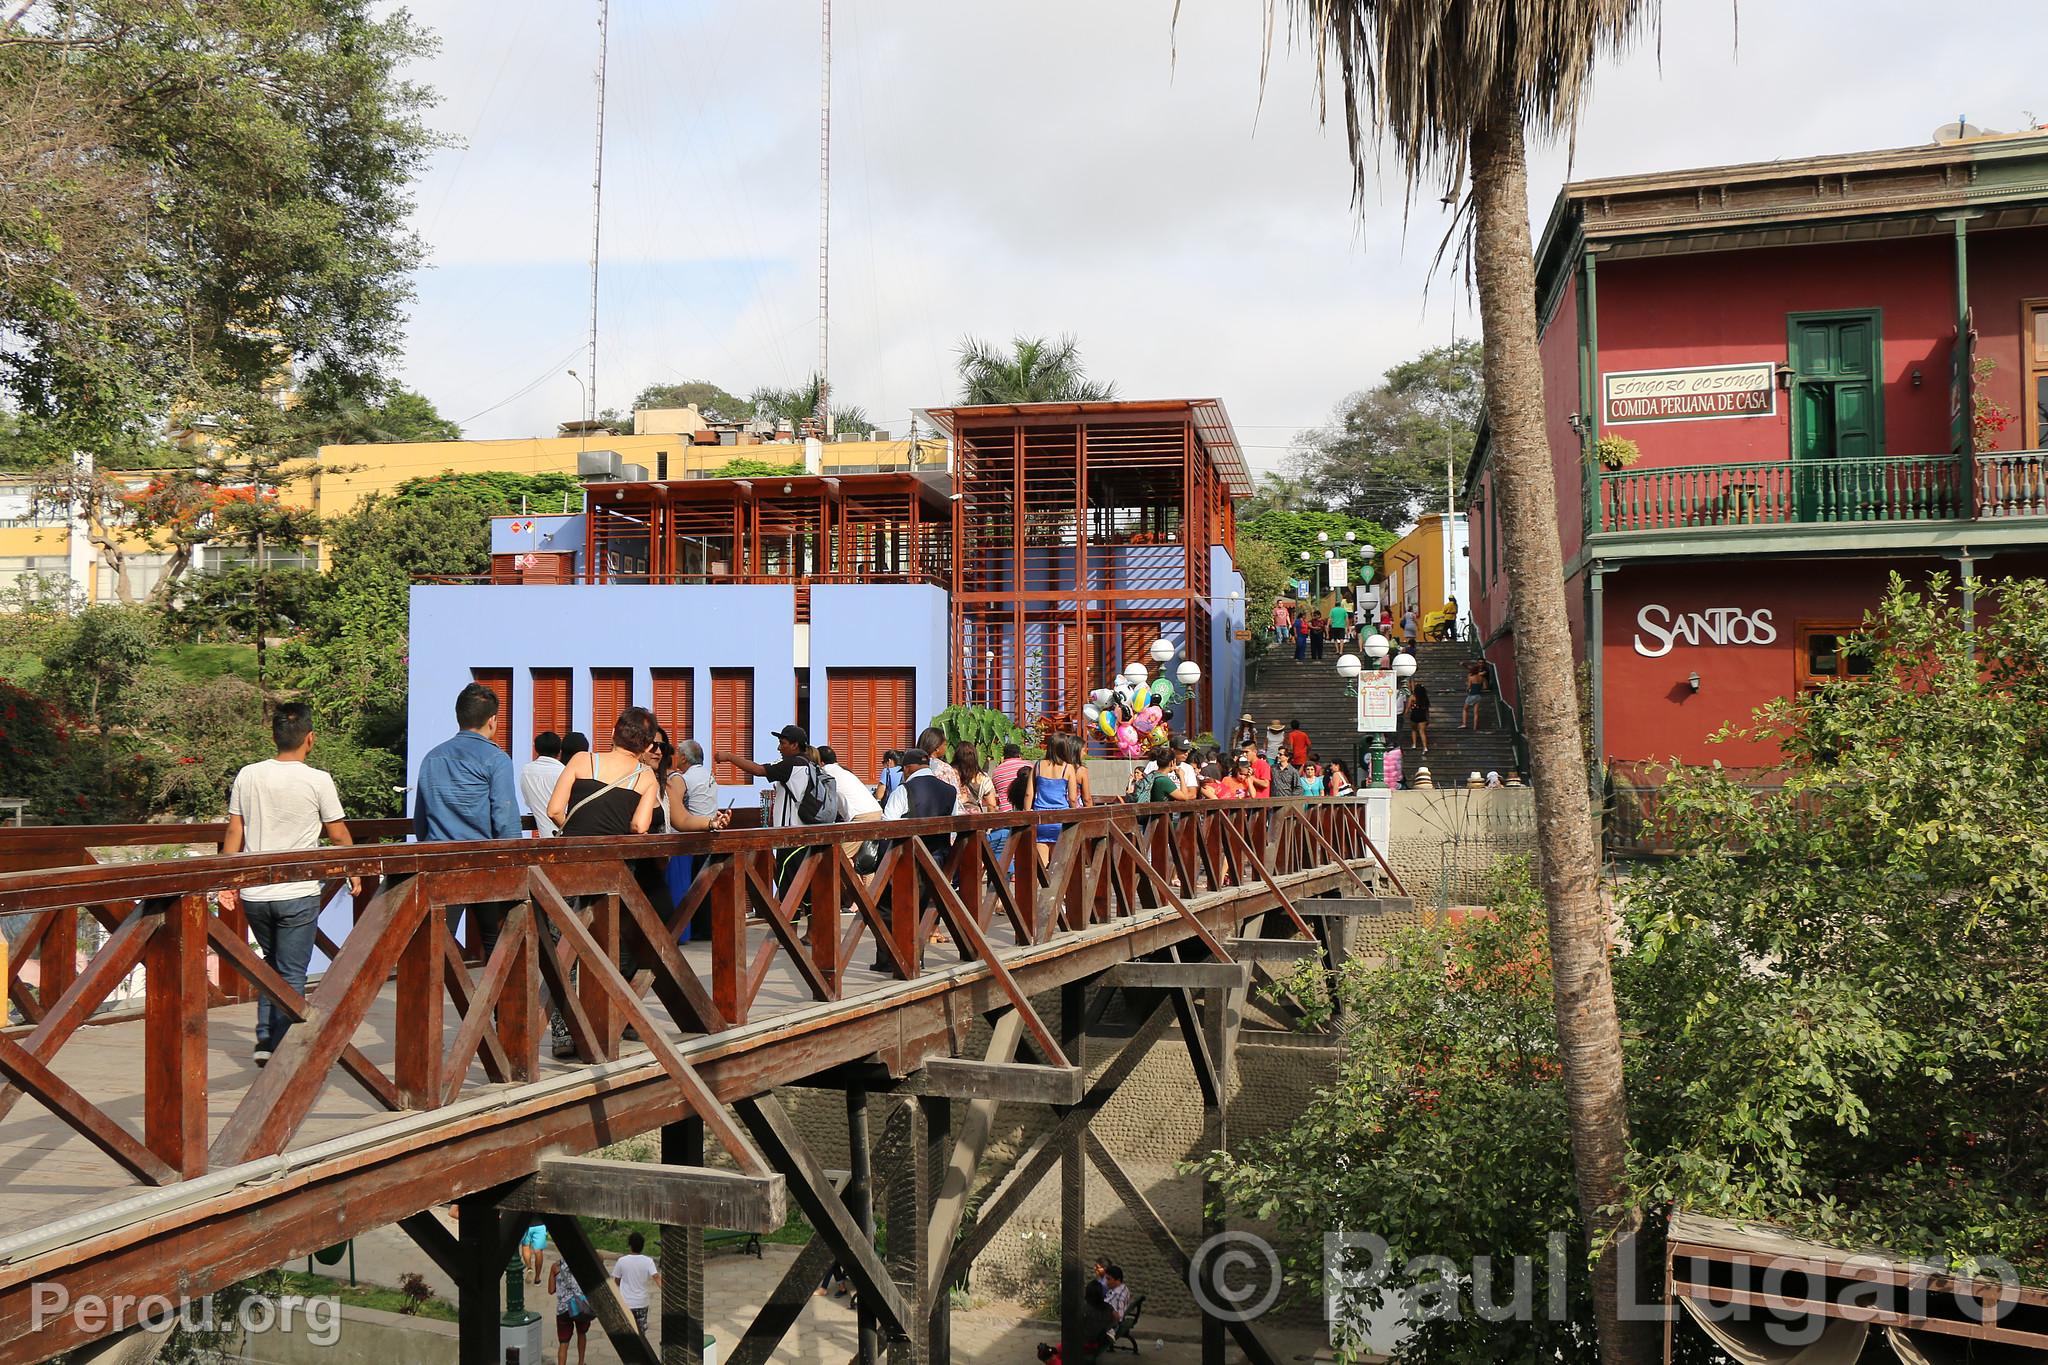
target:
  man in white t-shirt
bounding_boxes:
[520,731,566,837]
[611,1231,659,1335]
[219,702,356,1066]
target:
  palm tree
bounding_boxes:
[1266,3,1658,1359]
[955,335,1117,404]
[749,374,868,437]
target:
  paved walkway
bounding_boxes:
[306,1218,1334,1364]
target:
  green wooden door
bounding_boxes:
[1790,313,1881,521]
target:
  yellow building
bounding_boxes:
[1379,511,1472,638]
[298,425,947,565]
[2,407,950,594]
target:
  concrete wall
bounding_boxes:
[1385,786,1537,912]
[1207,544,1247,741]
[808,584,950,755]
[409,583,951,801]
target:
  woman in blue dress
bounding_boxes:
[1020,733,1091,869]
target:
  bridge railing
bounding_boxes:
[0,799,1390,1190]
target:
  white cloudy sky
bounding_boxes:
[394,1,2044,474]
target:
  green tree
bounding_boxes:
[954,335,1116,404]
[632,380,751,422]
[748,375,870,436]
[1233,537,1288,657]
[0,0,442,459]
[1205,860,1600,1363]
[1239,508,1393,567]
[1268,4,1663,1356]
[291,368,464,445]
[1292,340,1483,527]
[274,486,495,769]
[1626,575,2048,1277]
[39,604,156,734]
[391,470,583,516]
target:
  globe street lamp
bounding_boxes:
[1345,634,1413,786]
[1148,636,1177,664]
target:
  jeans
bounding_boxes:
[1294,633,1307,660]
[243,892,322,1052]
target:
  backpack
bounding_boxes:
[783,761,847,825]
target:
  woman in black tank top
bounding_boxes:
[547,707,662,836]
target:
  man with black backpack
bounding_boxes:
[716,724,847,889]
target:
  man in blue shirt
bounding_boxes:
[414,684,525,988]
[414,683,521,843]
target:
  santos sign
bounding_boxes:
[1632,605,1777,657]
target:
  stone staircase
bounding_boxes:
[1243,641,1523,786]
[1400,641,1523,786]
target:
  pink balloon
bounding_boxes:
[1114,722,1143,758]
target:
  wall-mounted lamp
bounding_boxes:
[1566,412,1587,436]
[1687,671,1701,692]
[1774,363,1795,391]
[1911,368,1923,389]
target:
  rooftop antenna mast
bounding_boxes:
[814,0,831,438]
[585,0,610,426]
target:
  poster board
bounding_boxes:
[1355,672,1400,733]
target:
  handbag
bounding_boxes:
[565,1291,592,1320]
[852,838,884,875]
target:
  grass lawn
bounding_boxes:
[583,1206,817,1256]
[0,641,256,689]
[155,642,259,684]
[271,1268,458,1323]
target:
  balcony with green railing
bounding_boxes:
[1593,451,2048,534]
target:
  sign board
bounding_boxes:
[1632,604,1777,658]
[1355,672,1401,733]
[1326,556,1350,589]
[1233,628,1252,642]
[1603,362,1775,424]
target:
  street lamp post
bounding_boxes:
[1341,633,1416,786]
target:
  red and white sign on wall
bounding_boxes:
[1603,362,1776,424]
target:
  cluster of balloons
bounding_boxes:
[1080,673,1181,758]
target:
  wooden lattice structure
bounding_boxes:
[926,401,1249,742]
[582,472,950,604]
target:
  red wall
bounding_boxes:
[1597,236,1960,466]
[1965,226,2045,447]
[1600,554,2048,765]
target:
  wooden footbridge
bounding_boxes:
[0,800,1406,1364]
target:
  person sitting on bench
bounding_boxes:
[1034,1280,1118,1363]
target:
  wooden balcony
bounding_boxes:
[1592,452,2048,535]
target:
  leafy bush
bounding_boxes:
[926,704,1030,760]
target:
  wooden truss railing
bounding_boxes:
[0,800,1396,1192]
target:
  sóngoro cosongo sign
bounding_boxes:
[1604,362,1776,424]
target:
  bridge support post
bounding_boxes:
[1059,979,1088,1365]
[456,1196,501,1365]
[922,1093,953,1361]
[1198,982,1233,1365]
[659,1116,707,1365]
[848,1087,880,1365]
[884,1097,932,1363]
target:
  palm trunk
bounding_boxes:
[1469,93,1651,1363]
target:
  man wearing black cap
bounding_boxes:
[717,723,820,888]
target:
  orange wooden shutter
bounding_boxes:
[469,668,513,753]
[828,669,914,786]
[591,668,632,750]
[530,668,571,744]
[711,669,753,784]
[651,668,693,742]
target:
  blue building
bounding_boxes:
[406,400,1251,808]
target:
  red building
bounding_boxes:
[1465,131,2048,772]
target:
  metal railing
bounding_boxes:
[1596,454,1969,532]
